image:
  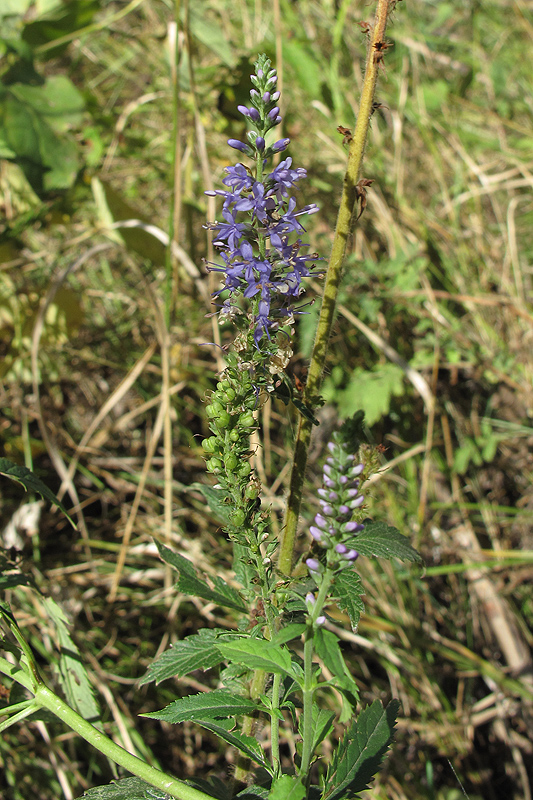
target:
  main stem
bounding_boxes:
[278,0,393,576]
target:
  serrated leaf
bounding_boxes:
[0,458,76,528]
[79,776,166,799]
[194,718,271,772]
[270,624,306,647]
[140,630,225,686]
[330,571,365,631]
[236,787,270,800]
[268,775,306,800]
[354,523,422,563]
[324,699,400,800]
[43,597,101,726]
[142,690,258,724]
[155,541,246,612]
[309,708,336,755]
[215,639,293,676]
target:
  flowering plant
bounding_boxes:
[0,4,421,798]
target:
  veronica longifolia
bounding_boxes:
[206,54,322,352]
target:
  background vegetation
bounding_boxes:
[1,0,532,798]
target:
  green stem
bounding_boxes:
[278,0,393,576]
[270,672,282,773]
[33,684,213,800]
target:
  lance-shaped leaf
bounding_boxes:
[351,522,421,563]
[330,571,365,631]
[155,540,247,612]
[215,638,293,677]
[142,690,259,724]
[194,718,271,772]
[324,698,399,800]
[0,458,76,528]
[140,629,225,686]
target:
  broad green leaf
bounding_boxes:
[80,776,167,798]
[194,718,270,771]
[324,699,399,800]
[10,76,84,133]
[268,775,306,800]
[142,690,258,724]
[270,624,306,647]
[155,540,247,612]
[353,523,422,563]
[309,708,336,756]
[43,597,101,726]
[323,364,405,426]
[235,788,269,800]
[215,639,293,676]
[0,458,76,528]
[330,571,365,630]
[140,630,225,686]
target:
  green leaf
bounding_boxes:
[330,571,365,630]
[140,629,225,686]
[43,597,101,726]
[324,364,405,426]
[194,718,270,772]
[155,540,247,612]
[324,699,400,800]
[314,628,358,695]
[309,708,336,756]
[268,775,306,800]
[353,523,422,563]
[270,624,306,647]
[79,776,167,799]
[191,483,232,527]
[215,639,293,677]
[0,458,76,528]
[142,690,258,724]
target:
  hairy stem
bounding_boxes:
[278,0,393,575]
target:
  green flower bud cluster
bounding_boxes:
[201,365,260,538]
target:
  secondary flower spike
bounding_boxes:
[307,435,365,578]
[205,54,322,350]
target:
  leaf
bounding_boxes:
[43,597,101,726]
[191,483,232,527]
[330,571,365,631]
[0,458,76,528]
[140,629,225,686]
[353,523,422,563]
[194,718,270,771]
[323,364,405,426]
[314,628,358,695]
[309,708,336,755]
[79,776,167,799]
[268,775,306,800]
[215,639,293,677]
[155,540,247,612]
[142,690,259,724]
[270,624,306,647]
[324,699,400,800]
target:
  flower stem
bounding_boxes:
[278,0,393,576]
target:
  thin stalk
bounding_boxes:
[278,0,394,576]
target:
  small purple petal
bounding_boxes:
[306,592,316,605]
[350,495,364,509]
[255,136,265,151]
[316,615,326,626]
[339,505,351,515]
[310,526,324,542]
[306,558,320,573]
[344,521,364,533]
[314,514,328,530]
[345,549,359,561]
[335,543,348,554]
